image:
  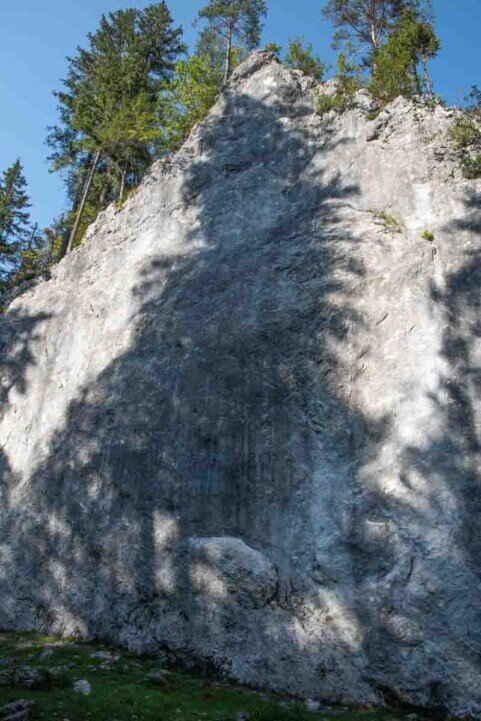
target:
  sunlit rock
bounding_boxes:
[1,52,480,715]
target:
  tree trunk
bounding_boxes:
[223,25,233,85]
[421,54,433,97]
[99,178,108,207]
[118,167,127,204]
[62,149,101,258]
[56,162,88,260]
[369,0,379,49]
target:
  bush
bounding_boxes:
[448,115,481,179]
[317,53,361,116]
[369,12,440,105]
[462,153,481,179]
[285,37,327,81]
[424,94,445,111]
[317,93,345,115]
[448,116,481,150]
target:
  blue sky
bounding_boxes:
[0,0,479,230]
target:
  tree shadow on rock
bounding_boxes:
[0,70,400,705]
[396,188,481,713]
[0,306,53,628]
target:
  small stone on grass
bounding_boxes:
[73,679,91,695]
[145,668,171,685]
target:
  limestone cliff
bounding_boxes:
[1,53,480,715]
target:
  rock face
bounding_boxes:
[1,53,480,715]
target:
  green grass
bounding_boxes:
[0,632,427,721]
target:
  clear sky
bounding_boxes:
[0,0,479,230]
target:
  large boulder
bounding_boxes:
[0,53,480,715]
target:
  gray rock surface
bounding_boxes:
[73,679,91,695]
[0,52,480,715]
[0,699,35,721]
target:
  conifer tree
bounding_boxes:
[317,52,362,114]
[48,2,185,257]
[164,54,223,149]
[369,10,440,103]
[411,19,440,97]
[0,160,31,283]
[285,37,327,80]
[196,0,267,84]
[467,85,481,115]
[196,25,248,76]
[13,225,48,282]
[322,0,431,57]
[263,43,282,57]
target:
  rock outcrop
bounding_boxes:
[1,53,480,715]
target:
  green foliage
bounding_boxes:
[264,42,282,56]
[0,160,33,283]
[51,3,184,162]
[421,229,434,241]
[197,0,266,49]
[368,208,405,233]
[448,112,481,178]
[317,94,344,114]
[0,161,56,292]
[423,93,445,111]
[448,116,481,150]
[164,54,223,149]
[196,25,248,74]
[413,19,440,65]
[47,2,185,251]
[370,13,416,102]
[11,227,48,282]
[462,154,481,179]
[285,37,327,80]
[465,85,481,119]
[196,0,267,81]
[317,54,361,115]
[369,11,439,104]
[322,0,432,58]
[0,159,30,238]
[336,53,362,102]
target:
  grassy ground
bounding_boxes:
[0,632,427,721]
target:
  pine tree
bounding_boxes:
[196,25,248,76]
[317,53,362,114]
[0,160,32,283]
[195,0,267,84]
[263,43,282,57]
[322,0,431,57]
[13,225,48,282]
[47,2,185,257]
[369,10,440,103]
[467,85,481,116]
[163,54,223,149]
[285,37,327,81]
[449,86,481,180]
[413,19,440,97]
